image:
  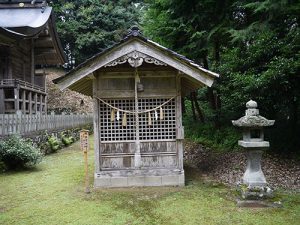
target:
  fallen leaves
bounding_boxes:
[184,140,300,190]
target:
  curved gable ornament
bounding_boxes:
[104,51,167,68]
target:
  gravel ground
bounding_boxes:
[184,140,300,191]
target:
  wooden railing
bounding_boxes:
[0,79,45,92]
[0,113,93,136]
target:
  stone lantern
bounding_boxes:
[232,100,275,199]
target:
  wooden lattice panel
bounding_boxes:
[99,99,136,142]
[138,98,176,141]
[99,98,176,142]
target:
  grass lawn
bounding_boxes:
[0,136,299,225]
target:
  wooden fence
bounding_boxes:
[0,113,93,136]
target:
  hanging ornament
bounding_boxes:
[160,106,164,120]
[110,109,115,122]
[116,110,120,121]
[136,72,141,83]
[122,113,127,127]
[154,110,158,120]
[148,111,152,125]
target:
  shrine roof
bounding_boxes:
[53,27,220,96]
[0,2,66,65]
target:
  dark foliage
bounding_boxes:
[143,0,300,155]
[50,0,143,66]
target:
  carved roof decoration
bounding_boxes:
[104,51,167,68]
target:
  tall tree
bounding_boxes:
[143,0,300,153]
[143,0,233,127]
[50,0,143,66]
[220,0,300,151]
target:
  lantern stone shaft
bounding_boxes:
[232,100,274,189]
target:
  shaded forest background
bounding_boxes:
[50,0,300,156]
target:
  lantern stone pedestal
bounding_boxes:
[240,149,273,200]
[232,100,275,202]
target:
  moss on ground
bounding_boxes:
[0,136,299,225]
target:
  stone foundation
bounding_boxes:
[94,170,185,188]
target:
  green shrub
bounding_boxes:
[61,132,74,146]
[0,135,43,170]
[183,115,241,152]
[47,135,61,152]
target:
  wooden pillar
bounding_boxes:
[14,86,19,112]
[8,47,12,79]
[93,76,101,173]
[29,92,32,114]
[39,94,43,114]
[134,68,141,168]
[22,90,26,114]
[34,93,38,114]
[43,72,47,92]
[44,94,47,114]
[0,89,4,114]
[31,39,35,84]
[176,72,184,171]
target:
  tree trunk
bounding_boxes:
[191,91,205,122]
[190,95,197,121]
[214,39,220,65]
[291,97,298,134]
[203,56,221,128]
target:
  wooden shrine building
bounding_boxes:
[54,27,219,187]
[0,0,66,114]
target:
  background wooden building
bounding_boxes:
[0,0,66,114]
[54,27,219,187]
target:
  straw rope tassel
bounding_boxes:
[160,106,164,120]
[116,110,120,121]
[154,110,158,120]
[148,111,152,125]
[122,113,127,127]
[136,72,141,83]
[110,109,115,122]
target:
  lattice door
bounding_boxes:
[138,98,176,141]
[99,99,135,142]
[99,98,176,142]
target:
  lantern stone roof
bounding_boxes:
[0,1,67,65]
[232,100,275,127]
[53,26,219,96]
[232,115,275,127]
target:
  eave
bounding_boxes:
[53,35,219,96]
[0,6,67,65]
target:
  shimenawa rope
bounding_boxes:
[94,96,175,114]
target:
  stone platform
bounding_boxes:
[94,169,185,188]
